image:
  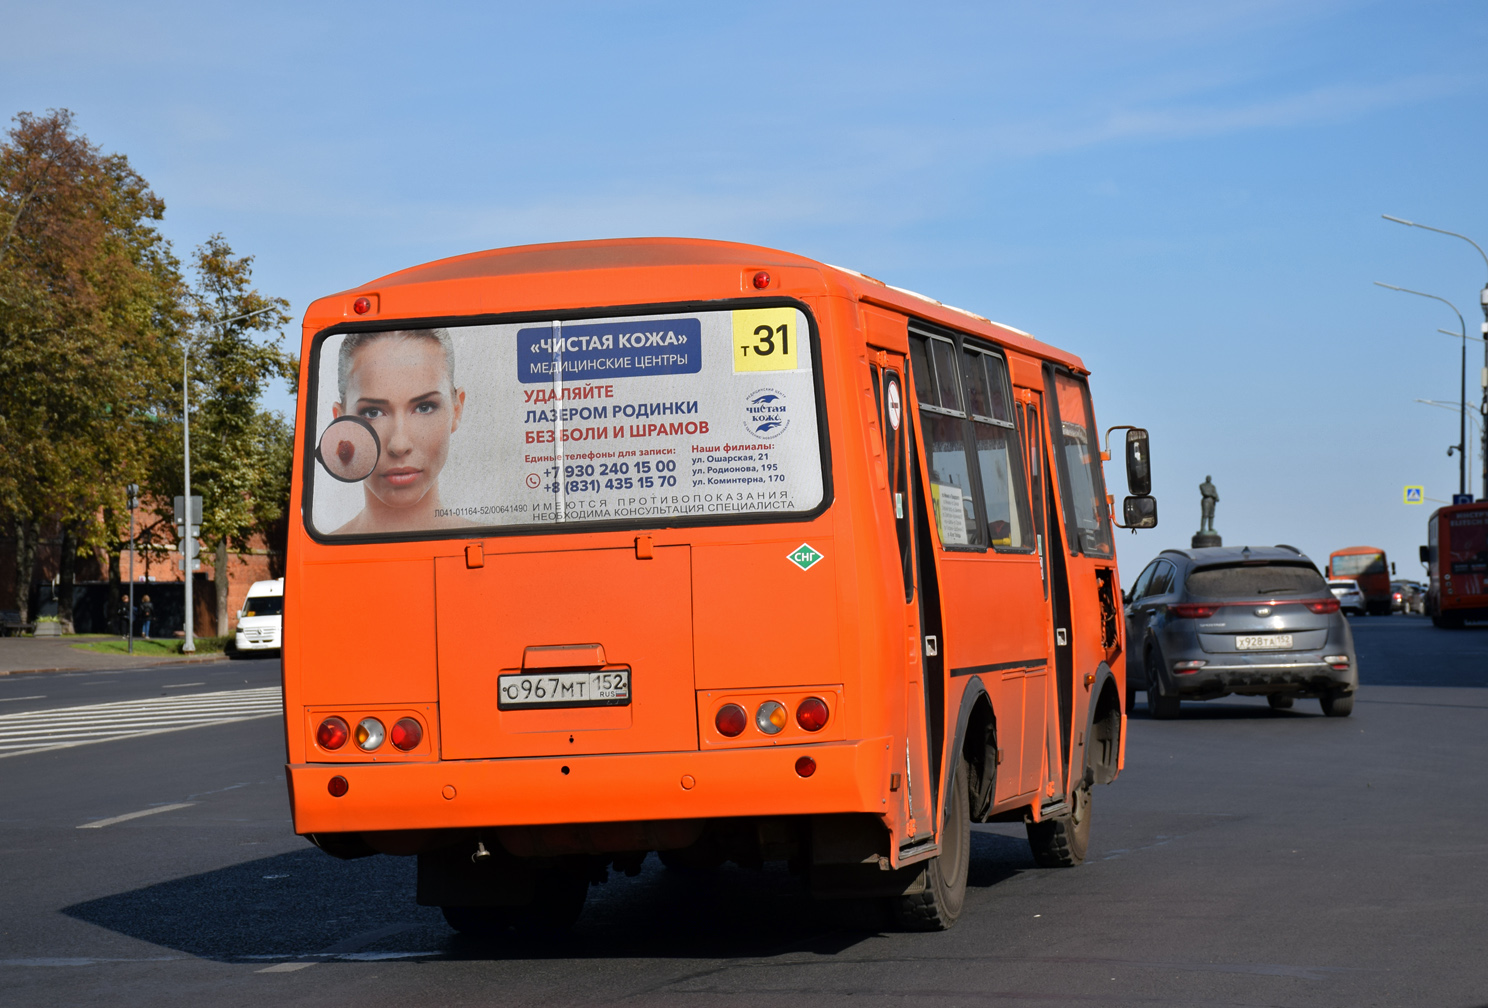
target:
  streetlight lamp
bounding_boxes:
[1382,214,1488,500]
[1374,282,1467,496]
[181,305,275,653]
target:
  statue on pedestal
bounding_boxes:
[1192,475,1221,548]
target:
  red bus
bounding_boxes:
[1327,546,1392,615]
[1421,503,1488,627]
[283,238,1157,933]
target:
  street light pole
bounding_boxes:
[1374,282,1467,496]
[1382,215,1488,500]
[126,483,138,655]
[180,305,275,653]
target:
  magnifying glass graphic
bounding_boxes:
[315,416,381,483]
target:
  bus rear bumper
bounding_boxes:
[288,737,892,835]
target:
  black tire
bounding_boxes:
[1026,780,1091,867]
[1320,689,1354,718]
[1146,648,1181,720]
[441,904,511,935]
[1267,694,1294,711]
[892,758,970,931]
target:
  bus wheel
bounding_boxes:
[441,905,511,935]
[1319,689,1354,718]
[1146,650,1181,720]
[1026,781,1091,868]
[892,758,970,931]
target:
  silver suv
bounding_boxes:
[1124,545,1358,718]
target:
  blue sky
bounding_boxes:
[5,0,1486,576]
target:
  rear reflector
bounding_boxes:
[1174,660,1207,673]
[1170,603,1220,618]
[795,697,829,732]
[316,716,349,751]
[328,775,349,797]
[795,755,816,778]
[715,703,747,738]
[391,717,422,751]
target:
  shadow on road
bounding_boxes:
[64,830,1039,962]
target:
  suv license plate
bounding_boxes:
[1236,634,1293,650]
[497,669,631,710]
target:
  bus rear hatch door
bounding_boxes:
[434,545,695,759]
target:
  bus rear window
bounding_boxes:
[306,305,824,538]
[1331,553,1385,577]
[1185,564,1327,598]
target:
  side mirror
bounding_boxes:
[1391,561,1397,575]
[1121,495,1158,529]
[1125,428,1151,496]
[1419,545,1429,564]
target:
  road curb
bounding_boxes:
[0,655,234,677]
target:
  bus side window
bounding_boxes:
[909,333,983,549]
[963,349,1034,551]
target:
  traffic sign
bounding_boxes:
[173,495,202,524]
[1453,493,1476,505]
[1403,486,1424,504]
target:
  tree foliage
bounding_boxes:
[0,110,183,622]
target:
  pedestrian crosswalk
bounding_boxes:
[0,687,282,759]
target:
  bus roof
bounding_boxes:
[1330,545,1385,556]
[309,237,1085,372]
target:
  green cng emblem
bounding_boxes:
[788,543,824,571]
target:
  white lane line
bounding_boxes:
[0,717,279,760]
[254,923,419,973]
[0,687,282,759]
[162,682,206,688]
[0,695,45,703]
[77,802,196,829]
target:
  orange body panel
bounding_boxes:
[284,238,1128,865]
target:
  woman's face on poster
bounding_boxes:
[333,337,464,510]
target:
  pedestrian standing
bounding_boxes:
[140,595,154,639]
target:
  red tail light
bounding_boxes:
[1170,603,1220,618]
[795,697,829,732]
[1306,598,1341,614]
[391,717,423,751]
[316,716,348,750]
[715,703,747,738]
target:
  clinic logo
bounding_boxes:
[744,388,789,439]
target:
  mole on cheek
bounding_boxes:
[337,440,355,465]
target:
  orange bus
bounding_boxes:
[1421,503,1488,627]
[283,238,1157,933]
[1327,546,1392,615]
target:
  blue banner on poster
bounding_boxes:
[517,318,703,383]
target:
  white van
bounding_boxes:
[234,579,284,653]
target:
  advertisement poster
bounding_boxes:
[308,307,823,537]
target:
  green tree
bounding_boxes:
[181,234,294,633]
[0,109,182,626]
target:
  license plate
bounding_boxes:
[1236,634,1293,651]
[497,669,631,710]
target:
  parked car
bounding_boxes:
[1125,545,1358,719]
[233,579,283,655]
[1328,578,1367,615]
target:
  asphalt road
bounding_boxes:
[2,617,1486,1007]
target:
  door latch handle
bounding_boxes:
[924,635,939,657]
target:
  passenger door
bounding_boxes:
[870,355,936,846]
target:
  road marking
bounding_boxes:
[0,695,45,703]
[254,923,420,973]
[162,682,206,688]
[77,802,196,829]
[0,687,281,759]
